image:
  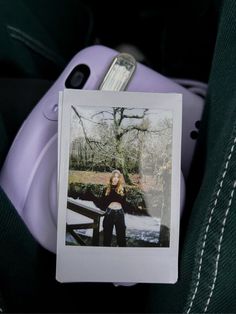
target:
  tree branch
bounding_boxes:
[91,110,113,118]
[122,109,148,120]
[120,125,171,137]
[122,125,148,135]
[79,114,104,125]
[118,108,125,126]
[72,106,101,149]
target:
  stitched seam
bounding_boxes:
[186,136,236,314]
[203,180,236,313]
[7,25,64,66]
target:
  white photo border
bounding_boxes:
[56,89,182,284]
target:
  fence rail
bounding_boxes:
[67,199,105,246]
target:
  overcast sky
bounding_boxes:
[70,104,173,141]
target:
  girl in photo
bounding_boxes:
[93,170,127,247]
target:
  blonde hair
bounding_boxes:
[105,170,124,196]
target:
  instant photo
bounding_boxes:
[57,90,182,283]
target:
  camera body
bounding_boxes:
[0,45,204,252]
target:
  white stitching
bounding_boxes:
[204,180,236,313]
[186,136,236,314]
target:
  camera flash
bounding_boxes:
[99,53,136,91]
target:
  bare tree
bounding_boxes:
[71,106,171,186]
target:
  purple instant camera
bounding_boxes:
[0,45,205,252]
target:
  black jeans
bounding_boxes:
[103,208,126,247]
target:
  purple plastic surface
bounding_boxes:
[0,45,203,252]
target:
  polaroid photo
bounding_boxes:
[56,89,182,284]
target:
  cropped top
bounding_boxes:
[93,186,127,211]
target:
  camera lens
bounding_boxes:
[65,64,90,89]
